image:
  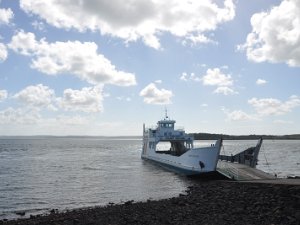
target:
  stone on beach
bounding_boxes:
[2,180,300,225]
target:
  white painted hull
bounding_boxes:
[141,139,222,175]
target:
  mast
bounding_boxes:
[165,107,169,120]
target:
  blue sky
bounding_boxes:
[0,0,299,136]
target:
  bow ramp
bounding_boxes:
[217,138,276,181]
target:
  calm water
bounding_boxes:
[0,138,299,219]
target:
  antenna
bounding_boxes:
[165,107,169,119]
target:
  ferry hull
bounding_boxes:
[142,156,212,176]
[141,139,222,176]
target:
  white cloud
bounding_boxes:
[256,79,267,85]
[225,110,258,121]
[0,7,13,25]
[224,96,300,121]
[184,34,217,46]
[239,0,300,67]
[0,8,10,63]
[202,68,233,86]
[0,43,7,61]
[13,84,56,109]
[180,72,188,81]
[12,84,106,113]
[214,86,237,95]
[8,31,37,55]
[0,107,41,124]
[221,65,229,69]
[201,67,237,95]
[58,86,104,113]
[116,96,131,102]
[19,0,235,49]
[248,96,300,116]
[180,72,201,82]
[32,20,46,31]
[140,83,173,105]
[0,89,7,101]
[9,30,136,86]
[181,68,237,95]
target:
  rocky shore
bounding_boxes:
[1,180,299,225]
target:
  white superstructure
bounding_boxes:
[141,114,222,175]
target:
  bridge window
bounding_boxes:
[159,123,174,128]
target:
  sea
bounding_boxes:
[0,137,299,220]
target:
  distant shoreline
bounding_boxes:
[192,133,300,140]
[0,134,300,140]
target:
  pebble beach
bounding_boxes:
[2,179,300,225]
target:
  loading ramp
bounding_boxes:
[217,138,275,181]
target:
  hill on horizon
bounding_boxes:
[192,133,300,140]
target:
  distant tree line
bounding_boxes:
[191,133,300,140]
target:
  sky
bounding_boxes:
[0,0,299,136]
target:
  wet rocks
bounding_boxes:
[15,212,25,217]
[2,180,300,225]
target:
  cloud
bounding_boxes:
[0,107,41,124]
[19,0,235,49]
[32,20,46,31]
[140,83,173,105]
[202,68,237,95]
[214,86,237,95]
[0,43,7,62]
[0,7,14,25]
[224,96,300,121]
[256,79,267,85]
[9,30,136,86]
[116,96,131,102]
[0,89,7,101]
[239,0,300,67]
[12,84,105,113]
[180,72,188,81]
[202,68,233,86]
[13,84,56,109]
[180,72,201,82]
[58,86,104,113]
[8,30,37,55]
[248,96,300,116]
[225,110,258,121]
[183,34,217,46]
[180,68,237,95]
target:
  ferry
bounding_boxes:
[141,113,223,176]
